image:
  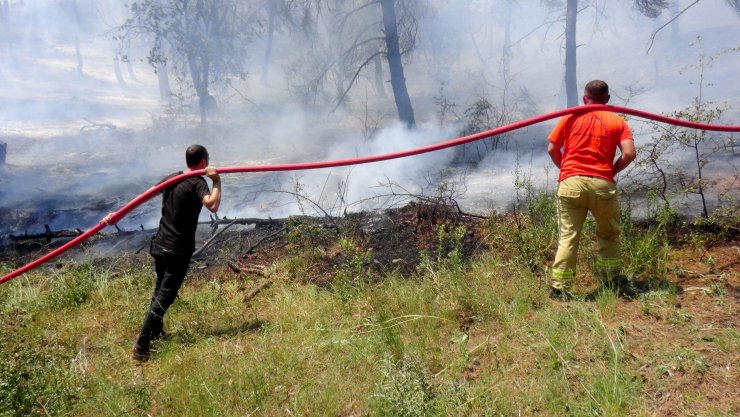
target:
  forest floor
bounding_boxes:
[0,199,737,416]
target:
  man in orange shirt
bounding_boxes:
[547,80,636,299]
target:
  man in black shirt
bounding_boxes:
[132,144,221,361]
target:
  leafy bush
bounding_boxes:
[371,355,446,417]
[0,334,77,417]
[621,197,674,282]
[505,170,558,273]
[40,264,97,310]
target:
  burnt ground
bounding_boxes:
[195,201,488,285]
[0,201,488,281]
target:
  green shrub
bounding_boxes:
[40,264,97,310]
[621,197,673,281]
[0,334,77,417]
[370,356,442,417]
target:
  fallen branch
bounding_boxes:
[267,189,340,231]
[192,219,237,258]
[10,225,83,243]
[227,261,242,274]
[243,279,272,303]
[376,179,488,220]
[245,227,286,255]
[198,216,283,227]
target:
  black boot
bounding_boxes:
[549,287,573,301]
[613,275,638,299]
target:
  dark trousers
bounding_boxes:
[135,242,192,351]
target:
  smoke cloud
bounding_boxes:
[0,0,738,235]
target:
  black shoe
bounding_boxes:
[549,287,573,301]
[614,275,638,299]
[153,329,171,341]
[132,346,151,362]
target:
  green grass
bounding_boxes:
[0,206,737,416]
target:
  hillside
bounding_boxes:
[0,198,737,417]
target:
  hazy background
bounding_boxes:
[0,0,738,236]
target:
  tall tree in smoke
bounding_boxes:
[540,0,584,107]
[72,0,84,77]
[258,0,298,84]
[292,0,420,128]
[261,0,280,84]
[380,0,415,127]
[543,0,671,107]
[564,0,577,107]
[258,0,324,84]
[116,0,259,123]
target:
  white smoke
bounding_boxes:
[1,0,738,235]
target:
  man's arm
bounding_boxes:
[547,141,562,169]
[613,139,636,175]
[202,167,221,213]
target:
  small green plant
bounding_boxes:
[370,355,469,417]
[507,167,558,273]
[667,309,693,325]
[286,217,330,256]
[285,217,332,279]
[621,196,673,281]
[371,356,435,417]
[707,281,727,297]
[626,37,737,219]
[0,333,77,417]
[656,348,709,376]
[37,264,97,311]
[416,224,467,281]
[335,236,374,299]
[639,290,674,318]
[434,224,466,273]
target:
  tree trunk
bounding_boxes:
[113,54,126,86]
[0,0,11,74]
[126,58,137,81]
[694,140,708,218]
[670,0,681,45]
[154,36,171,100]
[374,49,386,98]
[380,0,415,128]
[188,55,214,123]
[157,61,171,100]
[75,40,84,76]
[73,0,83,76]
[261,0,277,84]
[502,0,513,78]
[564,0,578,107]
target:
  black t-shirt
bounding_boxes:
[153,172,210,254]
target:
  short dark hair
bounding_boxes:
[584,80,609,103]
[185,145,209,168]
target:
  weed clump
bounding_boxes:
[0,333,77,417]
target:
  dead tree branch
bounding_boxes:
[244,227,287,255]
[192,219,237,258]
[268,189,340,231]
[646,0,701,53]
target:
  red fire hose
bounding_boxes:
[1,104,739,284]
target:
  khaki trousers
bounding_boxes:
[551,176,622,289]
